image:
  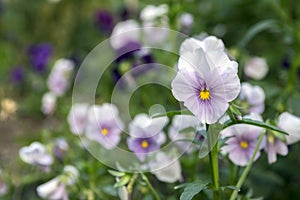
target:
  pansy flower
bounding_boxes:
[85,104,124,149]
[239,82,265,114]
[67,103,89,135]
[172,36,240,124]
[47,58,74,96]
[127,114,168,161]
[262,133,288,164]
[19,142,53,170]
[221,113,264,166]
[149,152,182,183]
[168,114,202,153]
[244,57,269,80]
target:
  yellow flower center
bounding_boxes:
[240,141,248,149]
[141,140,149,148]
[267,134,275,143]
[199,89,210,100]
[101,128,109,136]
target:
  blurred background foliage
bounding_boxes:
[0,0,300,199]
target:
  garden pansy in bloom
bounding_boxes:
[221,113,265,166]
[47,58,74,96]
[277,112,300,144]
[127,114,168,161]
[85,103,124,149]
[19,142,53,169]
[244,57,269,80]
[149,152,182,183]
[172,36,240,124]
[239,82,265,114]
[262,133,288,164]
[110,20,140,50]
[168,114,202,153]
[67,103,89,135]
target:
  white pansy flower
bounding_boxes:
[244,57,269,80]
[278,112,300,144]
[41,92,57,115]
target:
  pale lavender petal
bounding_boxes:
[275,139,288,156]
[229,147,249,166]
[278,112,300,144]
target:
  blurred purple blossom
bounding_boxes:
[10,66,25,84]
[262,134,288,164]
[94,10,114,34]
[27,43,52,73]
[85,104,124,149]
[127,114,168,161]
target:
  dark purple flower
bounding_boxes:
[10,66,25,84]
[27,43,52,73]
[116,41,141,62]
[94,10,114,34]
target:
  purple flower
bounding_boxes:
[94,10,114,34]
[239,82,265,114]
[37,177,68,200]
[67,103,89,135]
[47,58,74,96]
[85,104,124,149]
[127,114,168,161]
[172,36,240,124]
[221,113,264,166]
[27,43,52,73]
[53,138,69,161]
[10,66,25,84]
[262,134,288,164]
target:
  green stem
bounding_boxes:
[141,173,161,200]
[229,132,265,200]
[207,124,220,200]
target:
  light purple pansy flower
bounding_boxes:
[277,112,300,145]
[19,142,53,169]
[239,82,265,114]
[262,133,288,164]
[127,114,168,161]
[67,103,89,135]
[47,58,74,96]
[221,113,265,166]
[168,114,202,153]
[85,104,124,150]
[172,36,240,124]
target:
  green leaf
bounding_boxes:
[179,181,209,200]
[114,175,131,188]
[151,109,191,118]
[220,185,240,191]
[223,119,288,135]
[108,170,126,177]
[239,19,279,47]
[179,126,197,134]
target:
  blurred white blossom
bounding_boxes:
[244,57,268,80]
[278,112,300,145]
[41,92,57,115]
